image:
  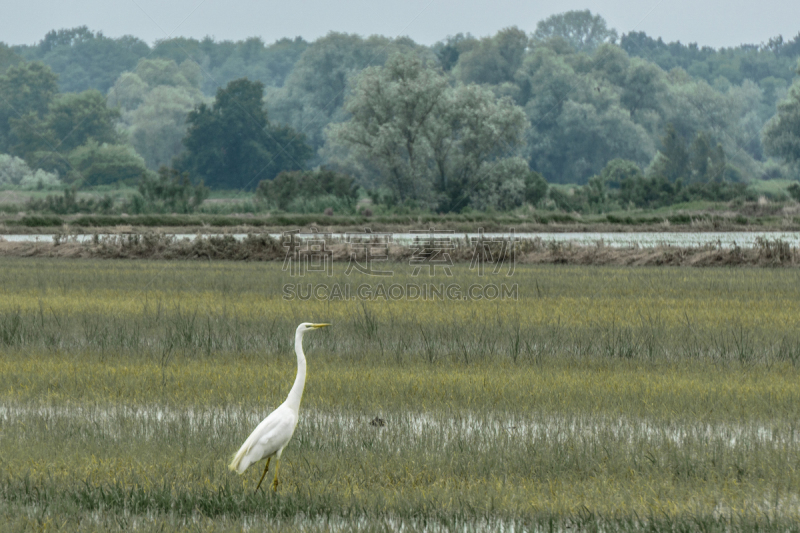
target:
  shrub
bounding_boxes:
[256,169,358,212]
[470,158,533,211]
[524,170,548,205]
[549,187,588,212]
[18,215,63,227]
[27,188,114,214]
[788,182,800,202]
[68,140,148,187]
[285,194,352,215]
[0,154,61,189]
[130,166,209,214]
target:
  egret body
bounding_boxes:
[229,322,329,492]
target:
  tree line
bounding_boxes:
[1,10,800,215]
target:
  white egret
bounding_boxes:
[229,322,330,492]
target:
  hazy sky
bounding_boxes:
[3,0,800,49]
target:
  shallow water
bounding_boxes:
[1,403,794,450]
[2,231,800,248]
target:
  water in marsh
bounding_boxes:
[2,231,800,248]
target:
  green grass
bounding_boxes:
[747,179,795,198]
[1,259,800,530]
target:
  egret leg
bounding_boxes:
[255,457,271,493]
[271,457,280,492]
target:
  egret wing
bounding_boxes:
[229,406,298,473]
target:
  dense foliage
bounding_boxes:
[131,166,209,214]
[175,78,310,190]
[256,168,358,213]
[325,54,527,211]
[2,12,800,214]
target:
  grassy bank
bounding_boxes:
[1,259,799,530]
[3,204,800,234]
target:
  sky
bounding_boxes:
[3,0,800,49]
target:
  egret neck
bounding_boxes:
[285,326,308,411]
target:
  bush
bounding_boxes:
[284,194,351,215]
[600,158,643,188]
[549,187,588,212]
[470,158,534,212]
[0,154,61,189]
[129,167,209,214]
[67,140,148,187]
[787,182,800,202]
[618,173,677,209]
[18,215,63,227]
[256,169,358,212]
[27,188,114,214]
[524,170,548,205]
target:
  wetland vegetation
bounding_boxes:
[1,259,799,530]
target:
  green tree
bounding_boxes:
[454,27,528,85]
[0,43,22,74]
[598,158,644,187]
[689,132,726,182]
[108,58,206,170]
[134,58,200,88]
[554,102,653,183]
[151,37,210,68]
[205,37,308,93]
[267,33,431,152]
[648,124,689,182]
[618,173,677,208]
[470,157,530,211]
[11,89,120,173]
[106,71,149,111]
[30,27,149,93]
[549,186,589,212]
[44,90,120,152]
[649,125,732,184]
[532,10,617,52]
[0,154,60,189]
[524,170,549,205]
[127,86,205,170]
[326,54,527,212]
[67,140,148,186]
[516,43,654,184]
[621,30,799,88]
[432,33,477,72]
[620,58,667,116]
[585,174,608,208]
[179,78,311,190]
[591,43,630,86]
[763,66,800,167]
[0,61,59,153]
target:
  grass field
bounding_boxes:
[1,258,800,531]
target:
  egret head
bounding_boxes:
[296,322,331,335]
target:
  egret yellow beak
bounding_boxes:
[310,323,331,329]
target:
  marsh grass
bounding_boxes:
[1,258,800,530]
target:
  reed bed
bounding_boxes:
[1,258,799,531]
